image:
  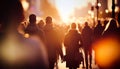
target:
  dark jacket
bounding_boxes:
[25,23,45,42]
[64,29,82,68]
[81,25,93,49]
[44,24,63,62]
[94,23,104,40]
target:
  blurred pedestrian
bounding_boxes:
[25,14,46,43]
[0,0,48,69]
[38,20,45,30]
[94,20,104,41]
[81,22,93,69]
[44,16,63,69]
[64,23,83,69]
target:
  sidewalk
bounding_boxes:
[55,47,99,69]
[56,59,99,69]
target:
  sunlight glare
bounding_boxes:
[55,0,88,23]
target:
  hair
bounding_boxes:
[71,23,76,29]
[85,22,88,26]
[29,14,36,24]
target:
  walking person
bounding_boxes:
[94,20,104,41]
[81,22,93,69]
[44,16,63,69]
[64,23,83,69]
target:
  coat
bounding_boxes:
[44,24,63,65]
[81,26,93,50]
[64,29,83,68]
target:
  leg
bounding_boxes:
[89,48,92,69]
[82,59,85,68]
[69,67,72,69]
[73,67,77,69]
[82,48,85,68]
[49,59,56,69]
[84,50,88,69]
[49,63,54,69]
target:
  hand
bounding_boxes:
[61,59,64,63]
[61,56,65,63]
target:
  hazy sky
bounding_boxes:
[22,0,119,23]
[51,0,95,23]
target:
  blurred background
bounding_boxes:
[19,0,120,69]
[21,0,120,25]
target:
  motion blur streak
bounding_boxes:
[93,37,120,68]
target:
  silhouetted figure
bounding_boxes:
[38,20,45,30]
[64,23,83,69]
[81,22,93,69]
[25,14,45,42]
[0,0,48,69]
[44,16,63,69]
[94,20,104,41]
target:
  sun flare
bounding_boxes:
[55,0,89,23]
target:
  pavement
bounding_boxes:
[54,47,99,69]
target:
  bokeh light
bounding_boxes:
[93,37,120,68]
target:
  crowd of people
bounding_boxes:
[0,0,120,69]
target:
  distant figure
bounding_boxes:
[25,14,45,42]
[38,20,45,30]
[44,16,63,69]
[94,20,104,41]
[64,23,83,69]
[81,22,93,69]
[0,0,48,69]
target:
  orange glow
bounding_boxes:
[93,37,120,68]
[24,33,29,38]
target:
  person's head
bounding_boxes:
[71,23,76,29]
[0,0,24,31]
[38,20,44,28]
[98,20,101,25]
[29,14,36,24]
[85,22,88,26]
[45,16,52,24]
